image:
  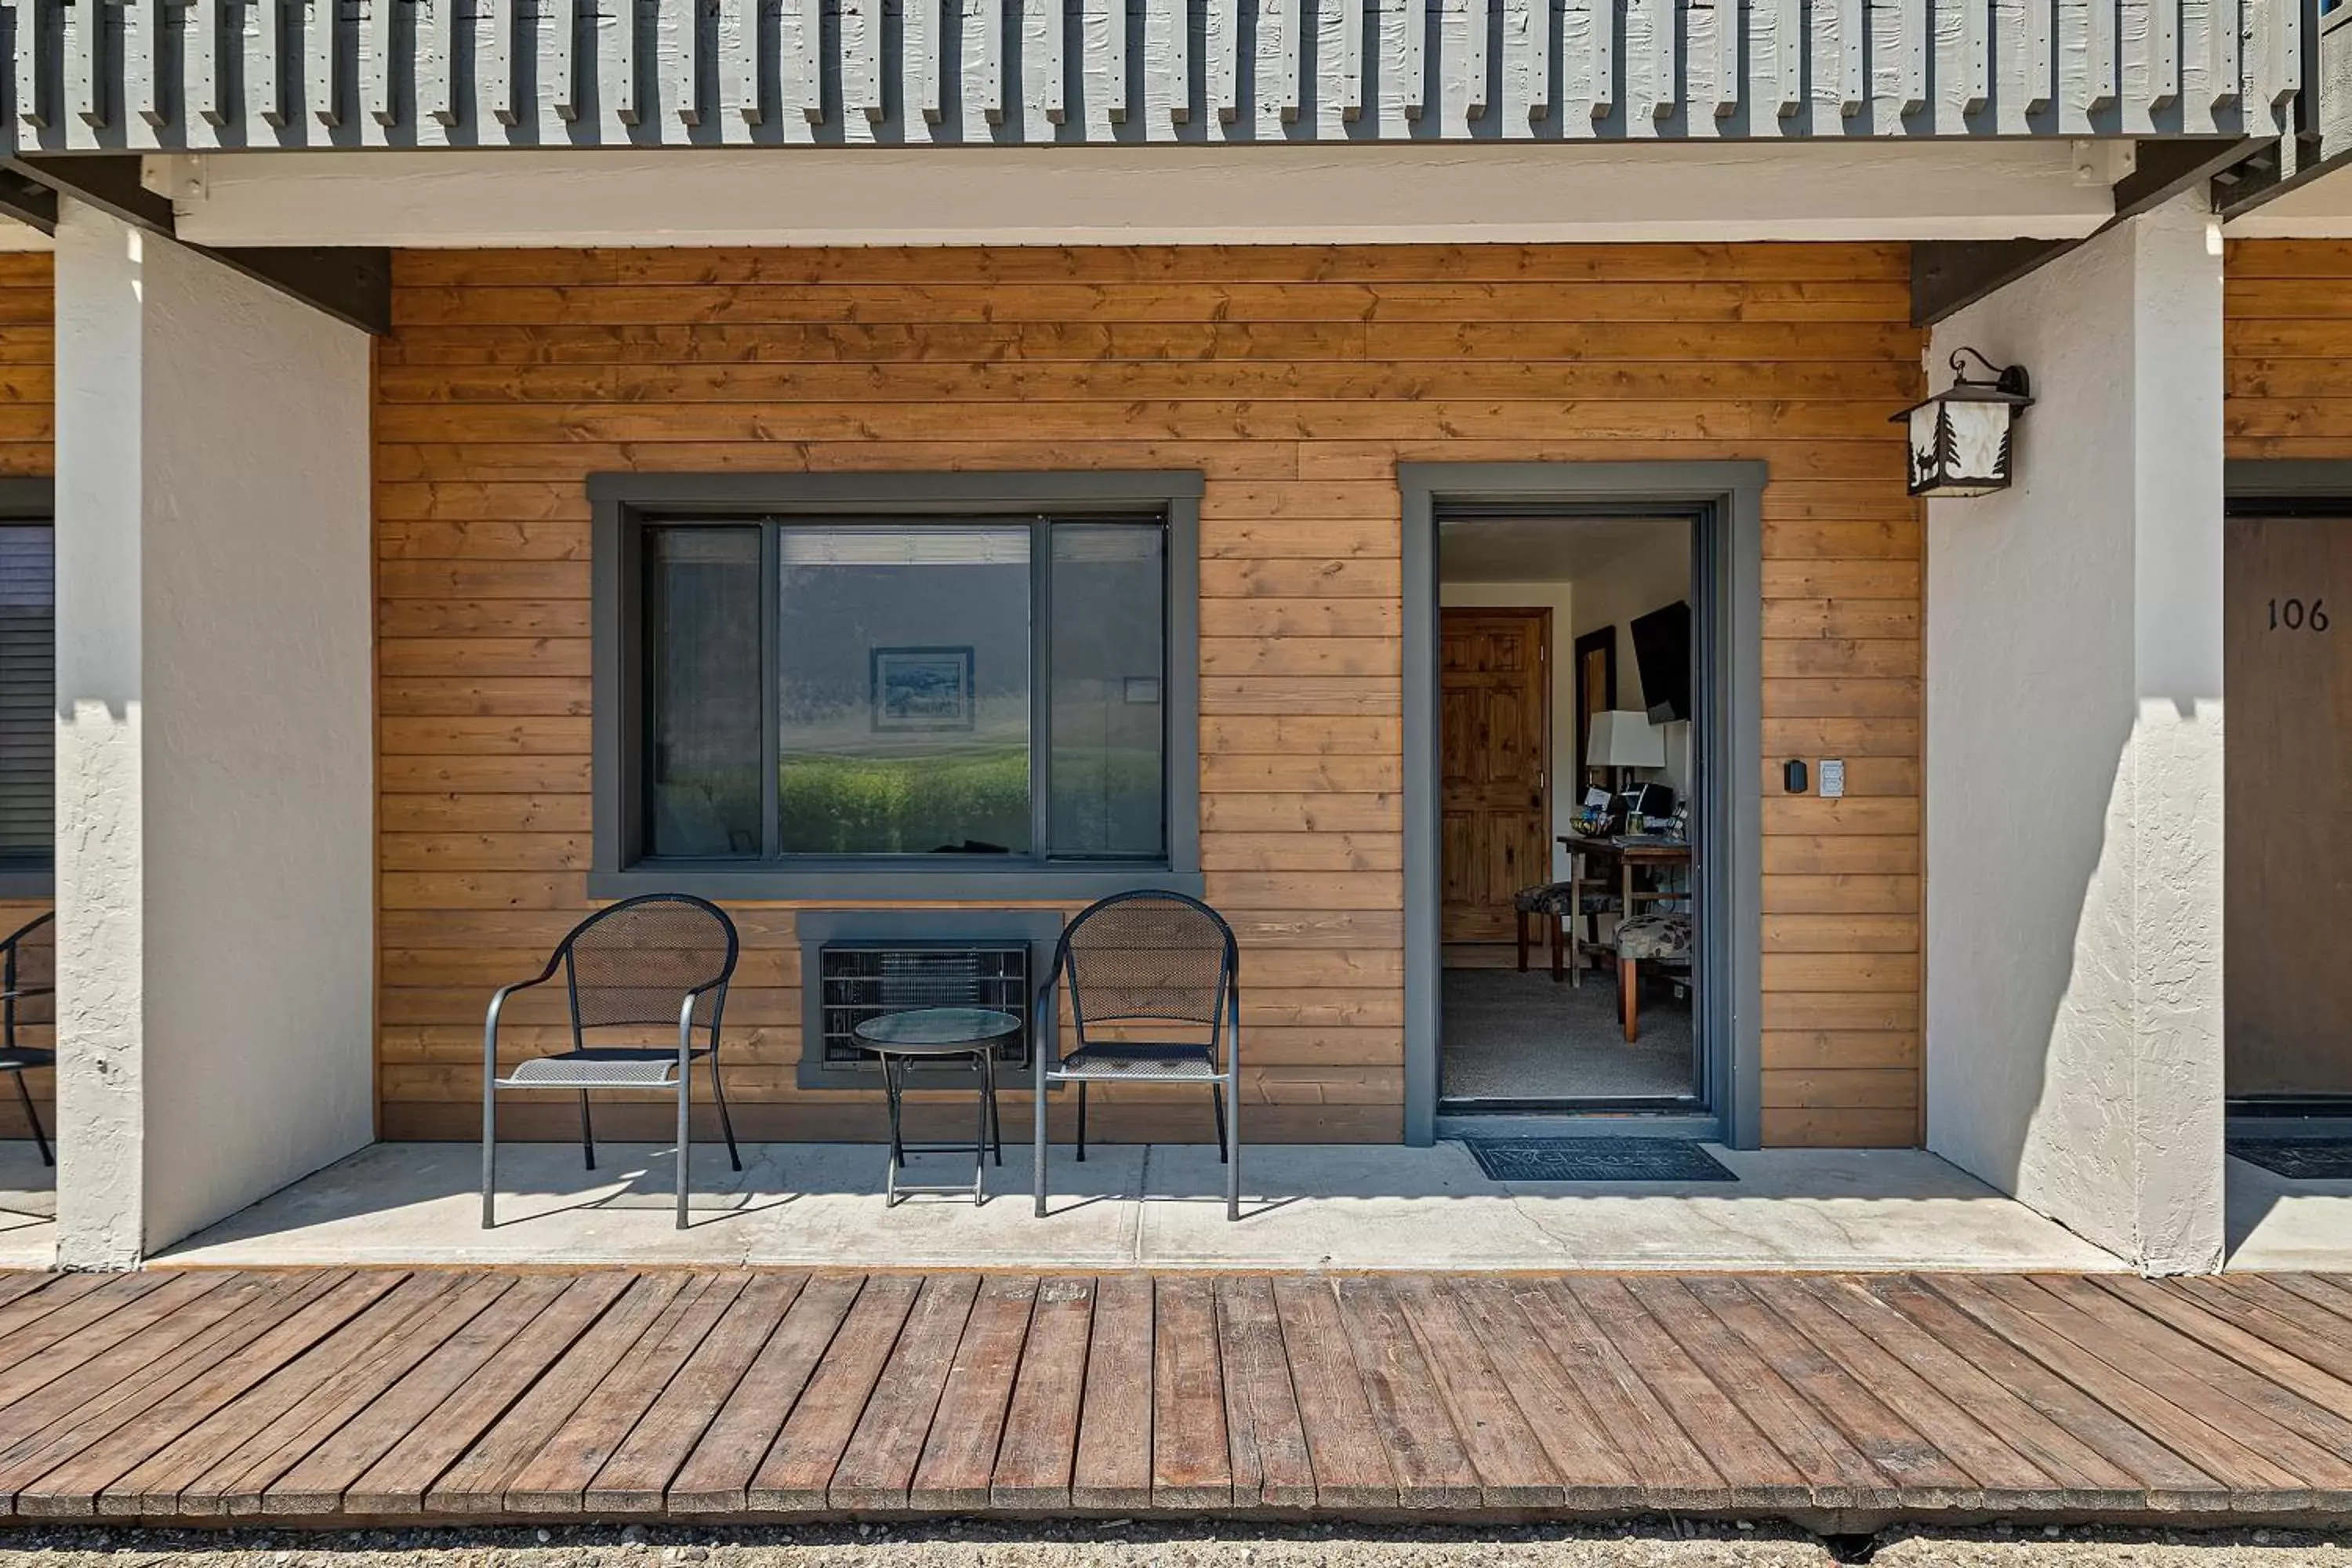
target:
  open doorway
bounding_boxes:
[1436,515,1700,1112]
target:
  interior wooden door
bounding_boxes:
[2227,514,2352,1100]
[1439,608,1551,943]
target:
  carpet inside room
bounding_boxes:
[1440,968,1693,1104]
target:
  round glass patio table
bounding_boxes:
[851,1007,1018,1206]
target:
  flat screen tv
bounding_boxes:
[1629,601,1692,724]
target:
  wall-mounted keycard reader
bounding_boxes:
[1820,759,1846,799]
[1783,760,1808,793]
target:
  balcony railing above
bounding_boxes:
[2,0,2300,151]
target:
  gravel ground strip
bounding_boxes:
[0,1521,2346,1568]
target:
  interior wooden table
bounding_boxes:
[1559,833,1696,1033]
[1558,833,1693,922]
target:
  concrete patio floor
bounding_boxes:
[154,1138,2136,1272]
[2226,1153,2352,1270]
[0,1138,53,1269]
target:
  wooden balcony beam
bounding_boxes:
[3,154,388,333]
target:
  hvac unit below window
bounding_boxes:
[816,941,1033,1070]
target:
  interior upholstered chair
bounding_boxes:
[1513,857,1615,985]
[0,912,52,1166]
[1033,890,1242,1221]
[1613,913,1693,1044]
[481,893,741,1229]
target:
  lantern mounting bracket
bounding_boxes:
[1947,347,2031,401]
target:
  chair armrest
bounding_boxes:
[484,960,561,1018]
[1031,949,1064,1022]
[1225,978,1242,1073]
[676,982,725,1064]
[482,957,564,1083]
[1033,954,1068,1071]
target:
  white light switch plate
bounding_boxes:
[1820,759,1846,799]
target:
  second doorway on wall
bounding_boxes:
[2225,506,2352,1116]
[1438,514,1701,1112]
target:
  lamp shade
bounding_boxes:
[1587,710,1666,769]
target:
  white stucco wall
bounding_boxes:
[1923,194,2226,1273]
[53,201,375,1265]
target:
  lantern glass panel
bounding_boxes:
[1944,400,2012,488]
[1906,403,1944,492]
[1906,396,2016,497]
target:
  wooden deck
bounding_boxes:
[2,1269,2351,1528]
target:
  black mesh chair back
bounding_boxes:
[4,911,52,1038]
[0,910,53,1165]
[1058,891,1237,1054]
[484,892,742,1230]
[1036,890,1243,1221]
[561,894,738,1042]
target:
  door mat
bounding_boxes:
[1465,1136,1735,1183]
[2230,1139,2352,1180]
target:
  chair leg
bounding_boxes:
[1033,1061,1051,1219]
[883,1054,909,1207]
[971,1050,990,1203]
[13,1069,47,1167]
[675,1062,692,1231]
[1210,1083,1227,1163]
[578,1091,597,1171]
[1225,1073,1240,1223]
[481,1082,497,1229]
[1619,956,1640,1044]
[1075,1081,1087,1163]
[1549,915,1565,983]
[1568,910,1583,989]
[707,1051,742,1172]
[984,1050,1003,1167]
[1515,909,1530,972]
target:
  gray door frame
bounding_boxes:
[1399,462,1766,1149]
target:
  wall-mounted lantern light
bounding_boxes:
[1893,348,2034,498]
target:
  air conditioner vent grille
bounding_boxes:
[816,942,1032,1069]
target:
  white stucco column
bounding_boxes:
[1924,192,2225,1274]
[52,200,376,1267]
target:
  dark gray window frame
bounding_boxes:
[1400,462,1765,1150]
[0,477,52,901]
[590,470,1204,902]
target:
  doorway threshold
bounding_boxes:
[1434,1105,1723,1142]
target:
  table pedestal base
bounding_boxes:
[878,1048,1004,1206]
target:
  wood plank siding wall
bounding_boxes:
[2227,241,2352,463]
[375,242,1927,1149]
[0,251,50,1142]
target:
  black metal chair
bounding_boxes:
[1033,890,1241,1221]
[481,893,741,1229]
[0,912,51,1167]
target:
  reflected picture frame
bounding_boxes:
[871,644,977,732]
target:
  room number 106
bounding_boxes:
[2270,597,2331,632]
